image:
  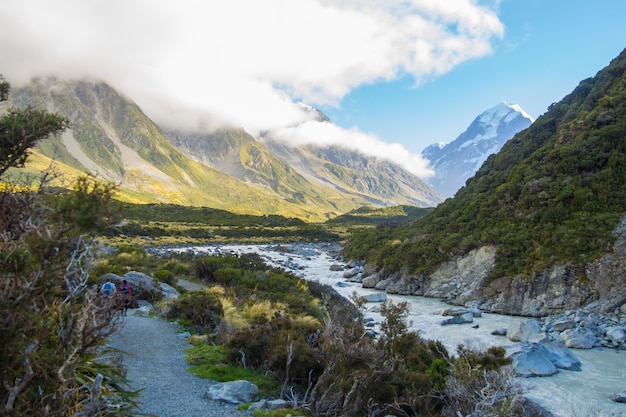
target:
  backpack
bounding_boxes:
[102,282,115,297]
[119,284,129,296]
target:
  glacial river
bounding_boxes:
[160,242,626,417]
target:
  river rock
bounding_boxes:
[611,391,626,403]
[492,328,508,336]
[439,307,467,316]
[532,335,581,371]
[361,292,387,303]
[343,268,358,279]
[559,327,596,349]
[375,278,394,291]
[361,273,381,288]
[441,312,474,325]
[206,380,259,404]
[329,264,344,271]
[507,343,559,377]
[605,326,626,345]
[552,319,577,332]
[507,319,542,342]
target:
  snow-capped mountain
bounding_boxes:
[422,102,534,197]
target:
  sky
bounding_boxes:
[1,0,625,178]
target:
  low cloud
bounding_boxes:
[0,0,502,176]
[271,120,435,178]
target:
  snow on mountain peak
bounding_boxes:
[422,102,534,197]
[502,101,535,122]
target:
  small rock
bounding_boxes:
[491,328,507,336]
[610,391,626,403]
[361,292,387,303]
[206,380,259,404]
[135,306,152,316]
[441,312,474,325]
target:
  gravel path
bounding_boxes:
[108,289,252,416]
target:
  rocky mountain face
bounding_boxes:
[362,215,626,316]
[260,139,443,207]
[422,102,534,197]
[11,77,442,221]
[346,47,626,315]
[164,127,442,209]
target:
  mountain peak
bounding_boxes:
[477,101,534,126]
[295,102,331,123]
[422,102,533,197]
[501,101,534,122]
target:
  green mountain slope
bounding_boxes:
[165,127,442,211]
[9,77,437,221]
[344,48,626,314]
[164,128,365,214]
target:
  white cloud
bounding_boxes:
[0,0,502,176]
[272,120,435,178]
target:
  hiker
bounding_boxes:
[117,279,132,316]
[101,279,116,297]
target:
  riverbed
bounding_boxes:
[157,242,626,417]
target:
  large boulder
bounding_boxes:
[552,319,577,332]
[206,380,258,404]
[532,335,581,371]
[507,343,559,377]
[361,273,382,288]
[101,271,180,300]
[374,278,394,291]
[605,326,626,345]
[507,319,542,342]
[559,327,596,349]
[507,335,582,377]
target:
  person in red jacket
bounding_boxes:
[117,280,132,316]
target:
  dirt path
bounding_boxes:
[108,281,251,417]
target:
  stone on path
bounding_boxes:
[206,380,259,404]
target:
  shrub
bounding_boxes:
[0,75,136,415]
[153,269,177,286]
[175,290,224,330]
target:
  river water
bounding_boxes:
[160,242,626,417]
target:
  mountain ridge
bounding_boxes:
[8,77,442,221]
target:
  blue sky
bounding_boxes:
[321,0,626,154]
[1,0,625,177]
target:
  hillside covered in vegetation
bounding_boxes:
[344,48,626,314]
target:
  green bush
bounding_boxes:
[153,269,177,286]
[175,290,224,330]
